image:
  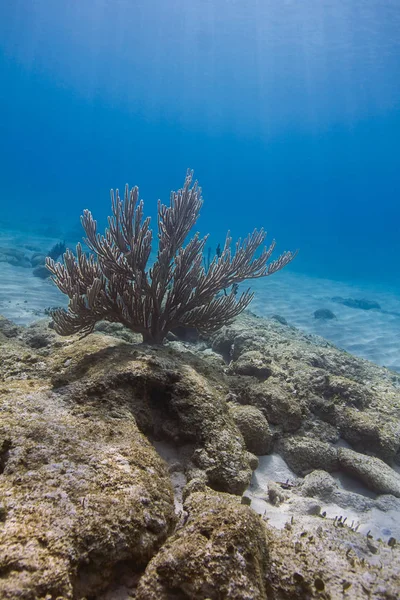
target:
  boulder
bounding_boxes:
[270,314,288,325]
[0,383,176,599]
[1,311,400,597]
[49,334,253,496]
[20,320,57,349]
[136,489,269,600]
[136,486,400,600]
[238,378,303,433]
[338,407,400,463]
[300,469,376,513]
[229,350,273,379]
[279,437,338,475]
[229,404,273,455]
[331,297,381,311]
[300,469,338,500]
[30,253,47,267]
[338,447,400,497]
[32,264,50,279]
[0,315,22,339]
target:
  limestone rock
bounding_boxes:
[32,264,50,279]
[20,319,57,349]
[279,437,338,475]
[0,383,176,599]
[136,489,269,600]
[331,296,381,311]
[0,337,48,382]
[94,320,142,343]
[229,350,273,379]
[0,315,22,339]
[229,404,273,455]
[338,447,400,497]
[137,486,400,600]
[2,310,400,598]
[300,469,338,500]
[270,314,288,325]
[209,313,400,466]
[319,375,373,410]
[314,308,336,320]
[247,452,259,470]
[49,334,253,495]
[266,513,400,599]
[30,253,47,267]
[300,469,376,513]
[236,377,303,433]
[338,407,400,462]
[267,480,286,505]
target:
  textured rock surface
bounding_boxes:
[338,447,400,497]
[0,381,176,599]
[210,312,400,465]
[300,469,378,512]
[229,404,273,455]
[228,350,273,379]
[136,489,269,600]
[234,376,304,432]
[1,310,400,598]
[47,334,253,496]
[314,308,336,320]
[137,487,400,600]
[265,513,400,599]
[337,406,400,462]
[279,437,338,475]
[0,315,23,338]
[301,469,347,500]
[1,327,251,597]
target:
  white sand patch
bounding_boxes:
[0,228,70,323]
[245,453,400,541]
[0,262,67,324]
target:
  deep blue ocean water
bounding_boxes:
[0,0,399,287]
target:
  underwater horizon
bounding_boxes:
[0,0,400,368]
[1,0,400,285]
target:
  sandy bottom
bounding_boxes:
[153,438,400,544]
[246,453,400,542]
[251,272,400,372]
[0,229,69,323]
[1,228,400,372]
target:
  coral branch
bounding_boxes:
[46,170,296,343]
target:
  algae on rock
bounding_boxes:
[1,310,400,598]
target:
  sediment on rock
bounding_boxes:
[136,489,269,600]
[0,386,176,599]
[1,311,400,598]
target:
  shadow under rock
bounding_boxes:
[51,342,196,447]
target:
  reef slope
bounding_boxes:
[0,312,399,598]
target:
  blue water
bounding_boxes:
[0,1,399,287]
